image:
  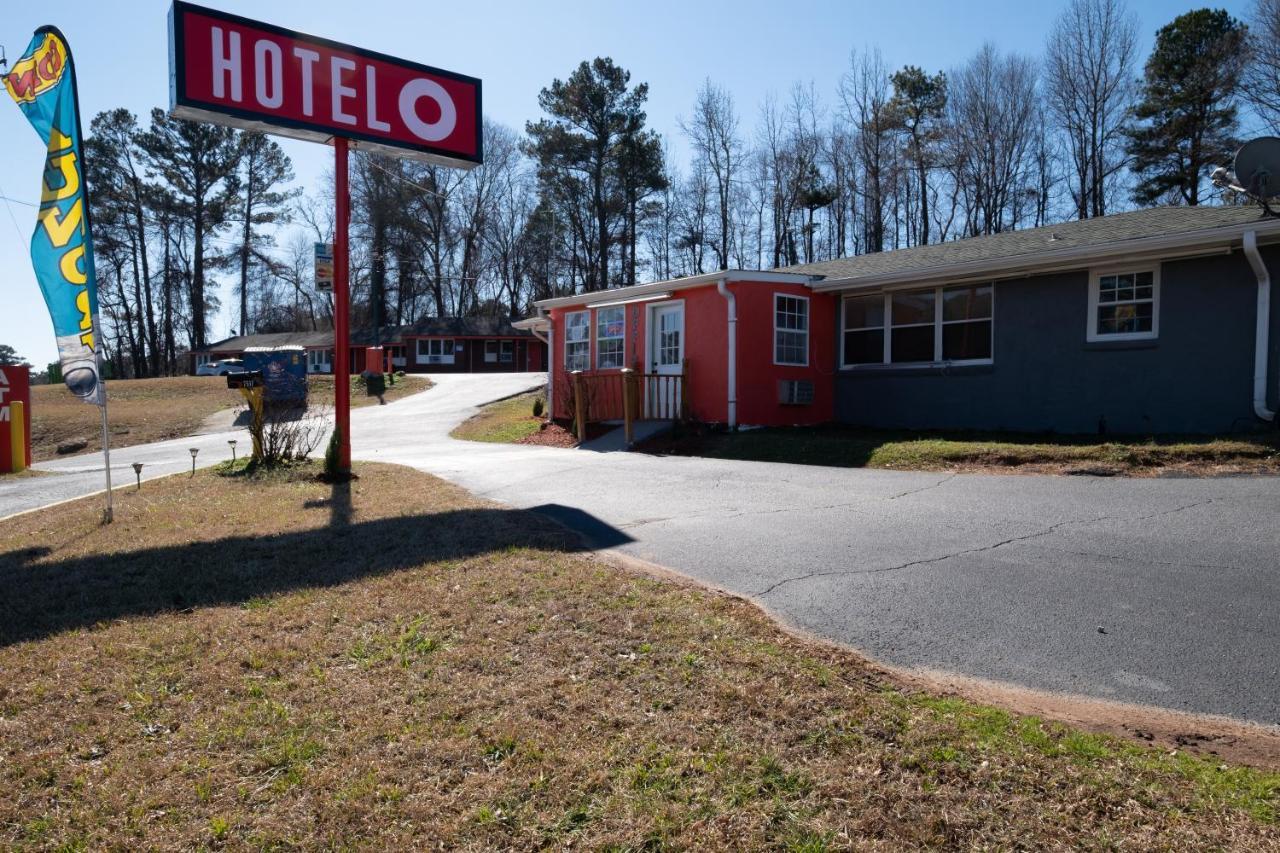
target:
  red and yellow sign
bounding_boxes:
[0,366,32,473]
[3,32,67,104]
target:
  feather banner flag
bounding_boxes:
[4,27,104,405]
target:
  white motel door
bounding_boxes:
[647,303,684,418]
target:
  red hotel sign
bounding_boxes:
[168,1,482,168]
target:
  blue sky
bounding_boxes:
[0,0,1253,368]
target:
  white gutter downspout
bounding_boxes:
[534,306,554,420]
[1243,230,1277,422]
[716,277,737,429]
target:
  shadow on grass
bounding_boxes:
[0,502,632,647]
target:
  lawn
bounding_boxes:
[27,374,429,462]
[640,423,1280,476]
[0,462,1276,849]
[451,390,546,443]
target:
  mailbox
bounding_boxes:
[226,370,264,389]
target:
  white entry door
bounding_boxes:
[647,303,684,418]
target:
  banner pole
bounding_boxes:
[99,395,113,524]
[333,136,351,472]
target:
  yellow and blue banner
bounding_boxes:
[4,27,104,405]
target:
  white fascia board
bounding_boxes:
[533,270,816,310]
[511,316,550,331]
[810,220,1280,293]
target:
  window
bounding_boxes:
[416,338,454,365]
[890,291,935,363]
[485,340,514,363]
[941,284,993,361]
[774,294,809,366]
[842,294,885,365]
[306,349,332,373]
[841,284,993,367]
[596,306,625,369]
[1088,268,1158,341]
[564,310,590,372]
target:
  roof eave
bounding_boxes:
[809,219,1280,293]
[533,270,816,310]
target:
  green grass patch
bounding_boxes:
[642,423,1280,474]
[450,391,545,443]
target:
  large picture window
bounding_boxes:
[416,338,454,365]
[565,310,590,372]
[596,306,625,369]
[841,284,993,367]
[1088,268,1158,341]
[774,294,809,366]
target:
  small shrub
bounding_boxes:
[324,426,342,479]
[532,397,545,418]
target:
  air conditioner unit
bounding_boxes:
[778,379,814,406]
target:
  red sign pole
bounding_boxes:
[333,136,352,472]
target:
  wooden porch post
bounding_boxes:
[621,368,636,446]
[679,358,690,423]
[572,370,587,442]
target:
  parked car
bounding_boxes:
[196,358,245,376]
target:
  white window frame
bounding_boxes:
[195,353,214,367]
[306,348,332,373]
[564,310,591,372]
[416,338,455,365]
[484,340,500,363]
[1087,266,1160,342]
[773,293,810,367]
[595,306,626,370]
[840,284,995,369]
[500,340,514,363]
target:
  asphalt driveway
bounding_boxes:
[6,373,1279,725]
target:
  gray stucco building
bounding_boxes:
[789,205,1280,435]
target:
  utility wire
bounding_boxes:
[366,157,450,200]
[0,183,30,243]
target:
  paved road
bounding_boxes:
[7,374,1280,725]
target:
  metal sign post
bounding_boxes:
[333,138,352,470]
[168,1,483,474]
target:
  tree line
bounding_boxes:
[71,0,1276,379]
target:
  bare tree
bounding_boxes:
[840,49,894,253]
[681,80,742,270]
[1045,0,1139,219]
[948,44,1041,235]
[1245,0,1280,133]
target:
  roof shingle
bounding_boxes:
[781,205,1274,282]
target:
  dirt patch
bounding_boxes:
[514,419,613,448]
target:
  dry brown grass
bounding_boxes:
[0,463,1276,850]
[30,377,237,462]
[29,375,430,462]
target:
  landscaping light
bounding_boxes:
[132,462,143,491]
[228,439,237,463]
[189,447,199,477]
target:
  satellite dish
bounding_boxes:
[1233,137,1280,200]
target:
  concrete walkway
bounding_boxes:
[6,374,1280,725]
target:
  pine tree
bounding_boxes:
[1126,9,1246,206]
[229,132,296,335]
[137,110,240,349]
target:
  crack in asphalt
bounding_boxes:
[751,498,1226,599]
[886,472,958,500]
[1020,543,1248,575]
